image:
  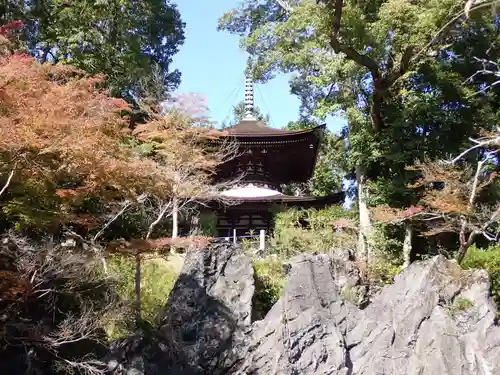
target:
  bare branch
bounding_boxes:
[92,201,133,243]
[0,165,15,197]
[55,357,105,375]
[468,150,497,209]
[145,201,172,240]
[276,0,294,13]
[447,137,500,163]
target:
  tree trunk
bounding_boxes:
[402,222,413,268]
[356,165,372,264]
[170,197,179,254]
[134,252,141,326]
[456,218,477,264]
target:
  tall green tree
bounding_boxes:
[218,0,498,262]
[0,0,185,100]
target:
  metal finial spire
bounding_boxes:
[244,74,256,120]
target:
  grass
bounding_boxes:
[462,244,500,311]
[447,296,474,317]
[252,256,287,320]
[105,253,183,340]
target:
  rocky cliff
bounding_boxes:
[107,240,500,375]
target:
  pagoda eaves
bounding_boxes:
[215,119,326,185]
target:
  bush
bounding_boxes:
[369,222,405,264]
[361,258,403,286]
[269,206,357,257]
[462,244,500,310]
[0,232,114,375]
[106,254,181,339]
[252,256,287,320]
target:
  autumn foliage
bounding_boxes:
[0,53,173,198]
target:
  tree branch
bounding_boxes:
[468,150,497,209]
[324,0,380,77]
[0,166,15,197]
[276,0,293,13]
[145,201,172,240]
[447,136,500,163]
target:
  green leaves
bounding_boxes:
[2,0,185,100]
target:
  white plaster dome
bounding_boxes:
[220,184,282,198]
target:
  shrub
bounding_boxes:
[252,256,287,320]
[106,254,181,339]
[462,244,500,310]
[0,232,114,375]
[198,211,217,236]
[369,222,405,264]
[269,206,357,257]
[358,257,403,286]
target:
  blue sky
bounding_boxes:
[171,0,346,133]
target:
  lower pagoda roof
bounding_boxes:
[208,191,345,212]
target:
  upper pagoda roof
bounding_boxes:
[223,118,326,138]
[213,119,326,184]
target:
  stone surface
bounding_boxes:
[108,242,500,375]
[346,256,500,375]
[233,252,359,375]
[106,240,254,375]
[234,254,500,375]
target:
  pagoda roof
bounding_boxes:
[213,120,326,184]
[223,118,326,138]
[227,192,343,203]
[208,191,345,211]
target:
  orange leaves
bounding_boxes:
[0,20,24,36]
[131,111,235,200]
[0,269,30,301]
[372,204,425,223]
[0,53,166,200]
[106,235,214,255]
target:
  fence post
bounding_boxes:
[233,229,237,244]
[259,229,265,251]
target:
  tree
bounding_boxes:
[0,52,172,223]
[122,93,240,323]
[0,41,178,374]
[373,129,499,266]
[133,106,239,245]
[220,99,270,128]
[0,0,185,100]
[219,0,497,263]
[0,32,240,352]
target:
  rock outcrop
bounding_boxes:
[235,254,500,375]
[108,241,500,375]
[107,240,254,375]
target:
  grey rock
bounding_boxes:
[107,240,254,375]
[159,240,254,374]
[237,254,500,375]
[108,242,500,375]
[347,256,500,375]
[233,253,359,375]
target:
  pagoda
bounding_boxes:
[208,77,344,238]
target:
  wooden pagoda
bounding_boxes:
[207,77,344,238]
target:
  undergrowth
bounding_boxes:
[462,244,500,310]
[105,254,181,340]
[252,256,287,320]
[269,205,357,257]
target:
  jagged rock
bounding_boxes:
[346,256,500,375]
[233,252,359,375]
[107,240,254,375]
[234,254,500,375]
[108,242,500,375]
